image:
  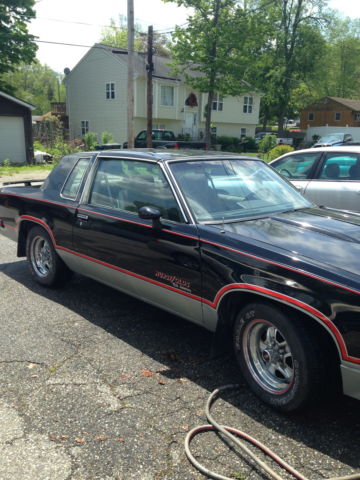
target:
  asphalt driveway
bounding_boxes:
[0,234,359,480]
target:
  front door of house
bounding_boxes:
[183,112,197,138]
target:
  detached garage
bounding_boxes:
[0,91,35,165]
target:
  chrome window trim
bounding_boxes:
[158,162,190,224]
[164,156,265,225]
[60,156,92,201]
[80,155,188,225]
[163,161,196,225]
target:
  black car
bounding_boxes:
[1,150,360,412]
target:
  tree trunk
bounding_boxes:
[277,113,285,136]
[205,90,215,149]
[204,0,221,149]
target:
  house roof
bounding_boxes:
[95,44,254,86]
[328,97,360,112]
[309,96,360,112]
[67,43,257,92]
[96,43,199,82]
[0,90,35,110]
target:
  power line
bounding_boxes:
[35,39,97,48]
[34,16,187,33]
[35,17,120,29]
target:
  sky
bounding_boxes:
[29,0,359,74]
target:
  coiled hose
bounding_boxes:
[185,385,360,480]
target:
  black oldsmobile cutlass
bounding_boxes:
[1,150,360,412]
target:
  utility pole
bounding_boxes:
[146,25,154,148]
[127,0,135,148]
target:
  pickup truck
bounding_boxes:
[1,149,360,412]
[123,129,207,149]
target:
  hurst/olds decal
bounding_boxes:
[155,271,191,292]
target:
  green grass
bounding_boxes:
[0,164,54,177]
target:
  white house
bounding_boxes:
[64,44,262,144]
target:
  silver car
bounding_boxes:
[270,146,360,212]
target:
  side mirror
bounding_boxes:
[138,205,162,228]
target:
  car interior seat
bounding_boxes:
[180,173,226,215]
[349,159,360,180]
[324,163,340,179]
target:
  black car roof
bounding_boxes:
[85,149,262,164]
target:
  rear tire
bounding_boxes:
[233,302,323,412]
[26,226,71,287]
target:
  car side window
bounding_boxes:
[319,154,360,180]
[137,131,146,140]
[61,157,91,200]
[89,158,184,222]
[272,153,320,179]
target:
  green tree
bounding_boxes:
[163,0,254,147]
[0,0,37,93]
[289,14,360,114]
[2,61,65,114]
[320,15,360,99]
[245,0,327,133]
[100,15,171,57]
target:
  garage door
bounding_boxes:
[0,116,26,164]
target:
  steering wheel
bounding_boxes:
[279,168,293,178]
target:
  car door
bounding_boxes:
[72,156,204,325]
[271,152,321,194]
[303,152,360,212]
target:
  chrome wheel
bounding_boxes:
[30,235,53,278]
[243,319,294,394]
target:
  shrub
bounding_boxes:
[83,132,98,150]
[267,144,294,162]
[241,136,257,152]
[39,137,82,164]
[1,158,11,167]
[216,136,241,151]
[101,131,114,144]
[33,140,46,151]
[258,134,277,154]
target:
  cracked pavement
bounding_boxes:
[0,234,359,480]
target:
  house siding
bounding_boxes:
[65,48,128,143]
[65,45,262,144]
[300,97,360,130]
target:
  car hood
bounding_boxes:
[219,207,360,278]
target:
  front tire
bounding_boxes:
[26,226,71,287]
[233,302,323,412]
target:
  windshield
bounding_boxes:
[169,159,312,223]
[318,133,343,142]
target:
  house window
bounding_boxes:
[160,85,174,106]
[106,82,115,99]
[243,96,253,113]
[355,113,360,121]
[308,112,314,121]
[335,112,341,121]
[81,120,89,135]
[240,128,247,137]
[212,94,223,111]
